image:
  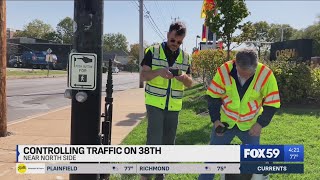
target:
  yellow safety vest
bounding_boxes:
[144,44,191,111]
[206,60,281,131]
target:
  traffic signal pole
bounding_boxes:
[70,0,103,179]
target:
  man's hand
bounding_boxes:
[214,120,225,136]
[141,66,174,81]
[159,68,174,79]
[174,74,187,82]
[175,74,193,88]
[249,123,262,136]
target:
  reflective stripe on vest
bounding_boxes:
[218,62,232,86]
[222,105,239,120]
[171,90,183,99]
[222,96,232,105]
[222,104,261,122]
[208,80,226,95]
[181,52,190,71]
[222,96,261,122]
[152,59,167,67]
[172,63,189,72]
[248,100,259,112]
[170,51,189,72]
[172,53,189,71]
[151,45,168,67]
[153,45,160,59]
[254,65,272,91]
[264,91,280,105]
[152,44,189,71]
[145,84,167,97]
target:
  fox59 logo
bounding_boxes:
[241,145,284,162]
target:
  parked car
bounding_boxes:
[112,67,119,73]
[8,56,23,68]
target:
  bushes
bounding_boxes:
[310,67,320,103]
[266,56,320,105]
[191,49,235,88]
[192,50,320,105]
[123,63,139,72]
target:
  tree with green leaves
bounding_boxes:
[127,58,138,73]
[14,19,54,40]
[238,21,272,59]
[205,0,250,60]
[239,21,296,43]
[42,31,59,42]
[236,22,256,43]
[56,17,73,44]
[126,43,140,72]
[268,24,295,42]
[304,24,320,56]
[291,20,320,56]
[129,43,139,63]
[103,33,129,52]
[291,29,304,40]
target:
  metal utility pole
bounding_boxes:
[139,0,144,88]
[0,0,7,137]
[196,35,200,49]
[281,28,284,42]
[280,27,290,42]
[70,0,103,180]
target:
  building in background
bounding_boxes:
[7,37,72,69]
[6,28,18,39]
[103,50,135,71]
[270,39,313,61]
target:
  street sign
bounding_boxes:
[68,53,97,90]
[47,48,52,54]
[200,42,216,50]
[46,54,52,62]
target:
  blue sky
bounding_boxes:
[6,1,320,53]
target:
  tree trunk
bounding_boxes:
[226,41,231,61]
[0,0,7,137]
[202,68,205,86]
[258,46,261,61]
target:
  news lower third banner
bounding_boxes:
[17,145,240,162]
[17,145,304,163]
[16,163,304,174]
[241,145,304,162]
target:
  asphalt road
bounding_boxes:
[6,72,140,122]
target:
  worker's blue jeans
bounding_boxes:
[198,125,260,180]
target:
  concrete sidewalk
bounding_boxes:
[0,88,146,180]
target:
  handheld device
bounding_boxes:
[169,68,182,76]
[215,122,229,133]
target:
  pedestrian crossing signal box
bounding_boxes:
[68,53,97,90]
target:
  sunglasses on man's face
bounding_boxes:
[170,39,182,45]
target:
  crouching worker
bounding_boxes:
[198,49,281,180]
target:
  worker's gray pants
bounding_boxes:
[146,105,179,145]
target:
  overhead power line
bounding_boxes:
[132,1,165,41]
[143,3,166,40]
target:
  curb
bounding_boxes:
[6,74,67,80]
[8,106,70,126]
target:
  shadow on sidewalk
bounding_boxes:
[115,112,146,126]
